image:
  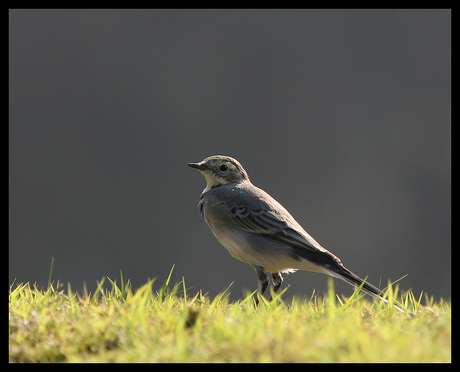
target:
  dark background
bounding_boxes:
[9,9,450,301]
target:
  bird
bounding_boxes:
[188,155,401,309]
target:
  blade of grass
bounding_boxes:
[158,264,175,300]
[92,277,106,302]
[269,284,290,306]
[208,282,233,313]
[47,257,54,290]
[120,270,125,298]
[327,277,336,317]
[67,283,77,314]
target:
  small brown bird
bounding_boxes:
[189,155,402,310]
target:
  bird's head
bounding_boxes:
[188,155,249,191]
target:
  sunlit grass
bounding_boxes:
[9,267,451,362]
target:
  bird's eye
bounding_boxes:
[219,164,228,171]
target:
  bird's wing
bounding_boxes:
[227,203,329,254]
[228,202,391,298]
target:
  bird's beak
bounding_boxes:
[188,162,206,171]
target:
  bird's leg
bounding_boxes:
[272,272,283,293]
[253,266,269,305]
[270,272,284,301]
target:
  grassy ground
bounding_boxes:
[9,269,451,363]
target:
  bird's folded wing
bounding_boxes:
[228,205,329,254]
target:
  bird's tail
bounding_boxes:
[326,265,404,313]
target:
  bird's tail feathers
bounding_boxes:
[326,265,404,313]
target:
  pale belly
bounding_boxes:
[208,222,327,275]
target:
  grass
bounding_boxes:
[9,267,451,363]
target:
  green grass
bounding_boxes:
[9,268,451,363]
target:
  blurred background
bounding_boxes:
[9,9,450,301]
